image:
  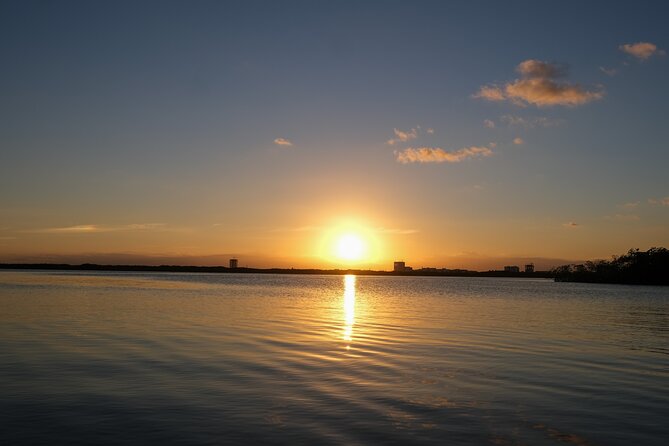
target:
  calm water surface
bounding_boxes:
[1,271,667,445]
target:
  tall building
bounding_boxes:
[524,263,535,273]
[229,258,238,269]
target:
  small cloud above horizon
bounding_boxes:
[273,137,293,147]
[599,66,617,76]
[270,225,320,233]
[483,119,496,128]
[648,196,669,206]
[501,115,563,128]
[619,42,665,60]
[396,145,493,164]
[605,214,640,221]
[387,127,418,145]
[375,227,419,235]
[474,59,604,107]
[513,137,524,145]
[28,223,166,234]
[563,222,580,228]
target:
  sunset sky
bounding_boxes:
[1,1,668,270]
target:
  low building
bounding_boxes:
[504,265,520,273]
[524,263,535,273]
[229,258,238,269]
[394,261,412,272]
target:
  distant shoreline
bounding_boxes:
[0,263,554,279]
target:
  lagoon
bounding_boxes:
[1,271,667,445]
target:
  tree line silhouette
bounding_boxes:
[553,247,669,285]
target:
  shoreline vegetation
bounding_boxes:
[552,247,669,285]
[0,262,552,278]
[1,247,667,285]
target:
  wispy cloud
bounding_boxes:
[375,227,419,235]
[387,127,418,145]
[513,137,524,145]
[474,59,604,107]
[475,86,506,102]
[648,196,669,206]
[599,66,617,76]
[605,214,640,221]
[563,222,580,228]
[619,42,665,60]
[41,225,104,233]
[30,223,166,234]
[500,115,563,128]
[124,223,166,230]
[396,145,493,164]
[273,138,293,147]
[619,201,640,209]
[483,119,495,128]
[426,128,435,134]
[270,225,320,233]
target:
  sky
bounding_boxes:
[1,0,668,270]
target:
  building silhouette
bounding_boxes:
[524,263,535,273]
[394,261,412,272]
[504,265,520,273]
[229,258,238,269]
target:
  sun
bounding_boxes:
[318,220,380,265]
[335,233,366,261]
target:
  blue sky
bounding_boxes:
[1,0,668,269]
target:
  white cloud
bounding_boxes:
[426,128,434,134]
[474,59,604,107]
[619,42,665,60]
[513,137,524,145]
[483,119,495,128]
[396,146,493,164]
[387,127,418,145]
[273,138,293,147]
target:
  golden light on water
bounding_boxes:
[343,274,356,345]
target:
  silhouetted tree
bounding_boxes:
[552,247,669,285]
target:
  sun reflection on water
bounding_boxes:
[343,275,356,346]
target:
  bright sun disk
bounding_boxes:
[336,234,365,261]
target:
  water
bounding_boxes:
[1,271,667,445]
